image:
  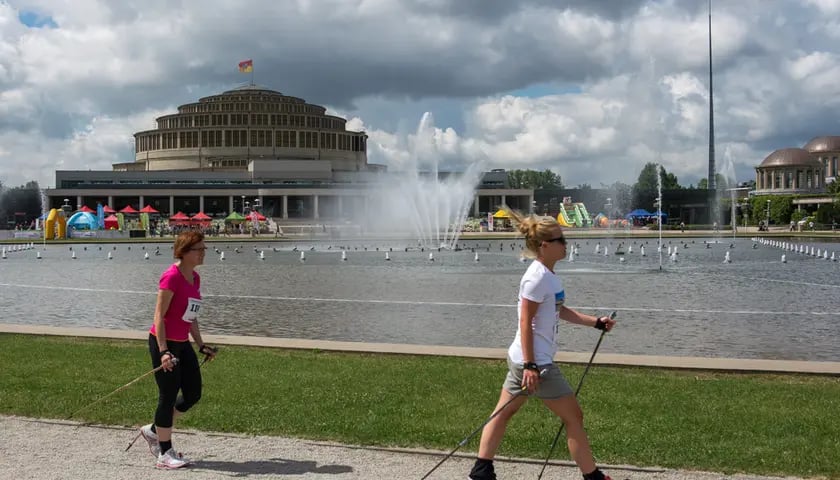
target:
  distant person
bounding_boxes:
[809,221,815,231]
[713,221,718,232]
[468,209,616,480]
[139,231,216,469]
[790,220,796,232]
[680,221,685,233]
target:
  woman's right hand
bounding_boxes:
[522,368,540,394]
[160,352,176,372]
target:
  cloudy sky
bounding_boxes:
[2,0,840,189]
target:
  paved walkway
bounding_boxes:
[0,416,805,480]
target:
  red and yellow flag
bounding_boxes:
[238,59,253,73]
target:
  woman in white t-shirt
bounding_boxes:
[468,210,616,480]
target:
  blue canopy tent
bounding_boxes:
[625,208,653,219]
[651,210,668,220]
[67,212,98,230]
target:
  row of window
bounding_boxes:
[179,100,322,115]
[136,130,367,152]
[157,114,346,130]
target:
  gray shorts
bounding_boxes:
[503,357,573,400]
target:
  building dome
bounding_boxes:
[759,148,820,168]
[125,84,369,174]
[803,136,840,153]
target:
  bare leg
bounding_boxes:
[477,389,529,459]
[542,395,596,473]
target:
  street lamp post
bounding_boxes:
[241,195,246,215]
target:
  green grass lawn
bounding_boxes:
[1,334,838,477]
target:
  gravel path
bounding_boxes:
[0,416,806,480]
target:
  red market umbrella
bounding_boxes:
[103,205,116,214]
[140,205,159,214]
[119,205,139,214]
[169,211,190,222]
[250,211,266,221]
[190,212,212,222]
[78,205,95,213]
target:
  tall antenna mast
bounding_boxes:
[708,0,716,191]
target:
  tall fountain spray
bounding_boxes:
[40,188,49,248]
[720,146,738,238]
[364,112,483,249]
[657,165,663,270]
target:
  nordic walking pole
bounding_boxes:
[124,346,218,452]
[66,358,179,421]
[420,369,547,480]
[536,311,616,480]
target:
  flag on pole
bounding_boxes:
[238,59,253,73]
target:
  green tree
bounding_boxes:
[631,162,682,210]
[507,169,563,189]
[0,181,41,228]
[697,173,729,190]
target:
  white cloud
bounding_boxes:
[1,0,839,190]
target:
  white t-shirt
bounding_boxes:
[508,260,565,365]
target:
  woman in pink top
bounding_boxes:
[138,231,216,469]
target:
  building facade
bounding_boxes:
[753,136,840,195]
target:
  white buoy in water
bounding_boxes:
[619,256,625,263]
[473,252,479,262]
[640,246,646,257]
[2,248,7,259]
[603,247,608,256]
[628,246,633,254]
[594,244,600,254]
[824,251,829,260]
[670,252,677,262]
[568,250,574,262]
[429,252,435,262]
[300,251,306,262]
[260,251,265,260]
[36,251,42,260]
[385,251,391,261]
[219,251,225,261]
[71,251,77,260]
[144,252,150,260]
[723,251,731,264]
[107,251,113,260]
[781,254,786,263]
[341,250,347,261]
[832,252,836,261]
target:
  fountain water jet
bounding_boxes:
[362,112,482,250]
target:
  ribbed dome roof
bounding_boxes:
[803,136,840,153]
[759,148,821,168]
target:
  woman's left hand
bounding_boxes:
[199,344,218,361]
[596,316,616,332]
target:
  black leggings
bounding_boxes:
[148,334,202,428]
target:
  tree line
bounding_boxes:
[0,181,42,229]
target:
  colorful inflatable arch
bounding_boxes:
[45,208,67,239]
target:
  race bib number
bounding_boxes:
[182,297,202,323]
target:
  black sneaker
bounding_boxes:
[468,459,496,480]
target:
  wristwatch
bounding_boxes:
[523,362,539,371]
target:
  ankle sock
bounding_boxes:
[159,440,172,455]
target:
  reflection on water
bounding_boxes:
[1,237,839,361]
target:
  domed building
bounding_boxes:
[803,135,840,182]
[122,85,371,173]
[45,84,534,225]
[754,147,825,195]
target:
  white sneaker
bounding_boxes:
[156,448,190,469]
[139,424,160,457]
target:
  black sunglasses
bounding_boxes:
[545,237,566,245]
